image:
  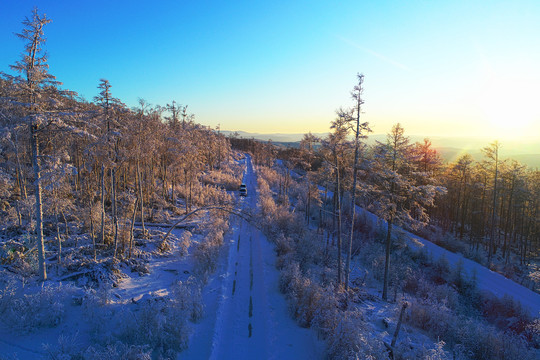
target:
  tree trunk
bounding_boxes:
[345,132,360,290]
[137,160,145,234]
[113,169,119,259]
[334,156,343,285]
[90,211,96,261]
[56,211,62,265]
[100,164,105,244]
[488,147,499,265]
[129,198,139,259]
[31,124,47,281]
[16,200,22,227]
[383,217,393,301]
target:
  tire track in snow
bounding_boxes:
[202,155,323,360]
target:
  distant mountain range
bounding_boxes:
[223,131,540,168]
[222,131,329,143]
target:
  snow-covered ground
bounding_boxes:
[358,207,540,317]
[317,184,540,318]
[0,227,196,358]
[181,154,323,359]
[0,155,323,359]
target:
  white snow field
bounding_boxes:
[180,154,323,360]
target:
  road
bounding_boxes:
[181,154,323,360]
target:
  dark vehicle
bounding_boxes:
[239,183,247,196]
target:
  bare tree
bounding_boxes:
[344,73,371,290]
[482,140,501,265]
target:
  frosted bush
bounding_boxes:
[178,230,192,256]
[81,343,152,360]
[117,299,190,356]
[327,310,388,360]
[83,285,115,342]
[422,340,450,360]
[171,278,204,322]
[46,340,152,360]
[310,285,341,339]
[274,234,294,257]
[201,169,242,190]
[0,280,16,314]
[0,282,67,333]
[257,166,281,188]
[193,215,229,281]
[407,298,454,340]
[193,241,219,280]
[406,298,538,360]
[296,233,325,270]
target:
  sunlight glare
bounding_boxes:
[478,77,538,139]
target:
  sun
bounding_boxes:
[478,77,537,140]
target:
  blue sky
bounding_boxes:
[1,0,539,140]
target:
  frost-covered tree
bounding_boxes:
[8,8,56,281]
[370,123,445,300]
[299,132,320,224]
[320,112,351,285]
[6,8,92,280]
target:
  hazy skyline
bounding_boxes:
[1,0,539,141]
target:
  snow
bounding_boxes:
[181,154,324,359]
[319,184,540,318]
[0,155,323,359]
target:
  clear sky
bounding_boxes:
[1,0,539,141]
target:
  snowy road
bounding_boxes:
[181,155,322,360]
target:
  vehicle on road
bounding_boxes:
[239,183,247,196]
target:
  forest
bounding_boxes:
[0,8,539,360]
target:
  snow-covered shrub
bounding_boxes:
[432,254,450,284]
[279,260,339,330]
[310,285,341,339]
[125,257,150,276]
[201,168,242,191]
[479,292,531,333]
[0,235,39,276]
[81,342,152,360]
[0,282,67,333]
[274,234,294,258]
[257,166,281,189]
[258,189,303,239]
[296,233,325,270]
[117,298,191,357]
[327,310,388,360]
[454,318,536,360]
[83,284,114,341]
[156,236,173,254]
[47,341,152,360]
[394,339,451,360]
[407,298,538,360]
[193,215,229,282]
[0,279,16,315]
[279,261,302,295]
[407,298,455,341]
[524,318,540,348]
[171,278,204,322]
[186,182,234,208]
[178,230,192,256]
[421,340,449,360]
[193,240,219,281]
